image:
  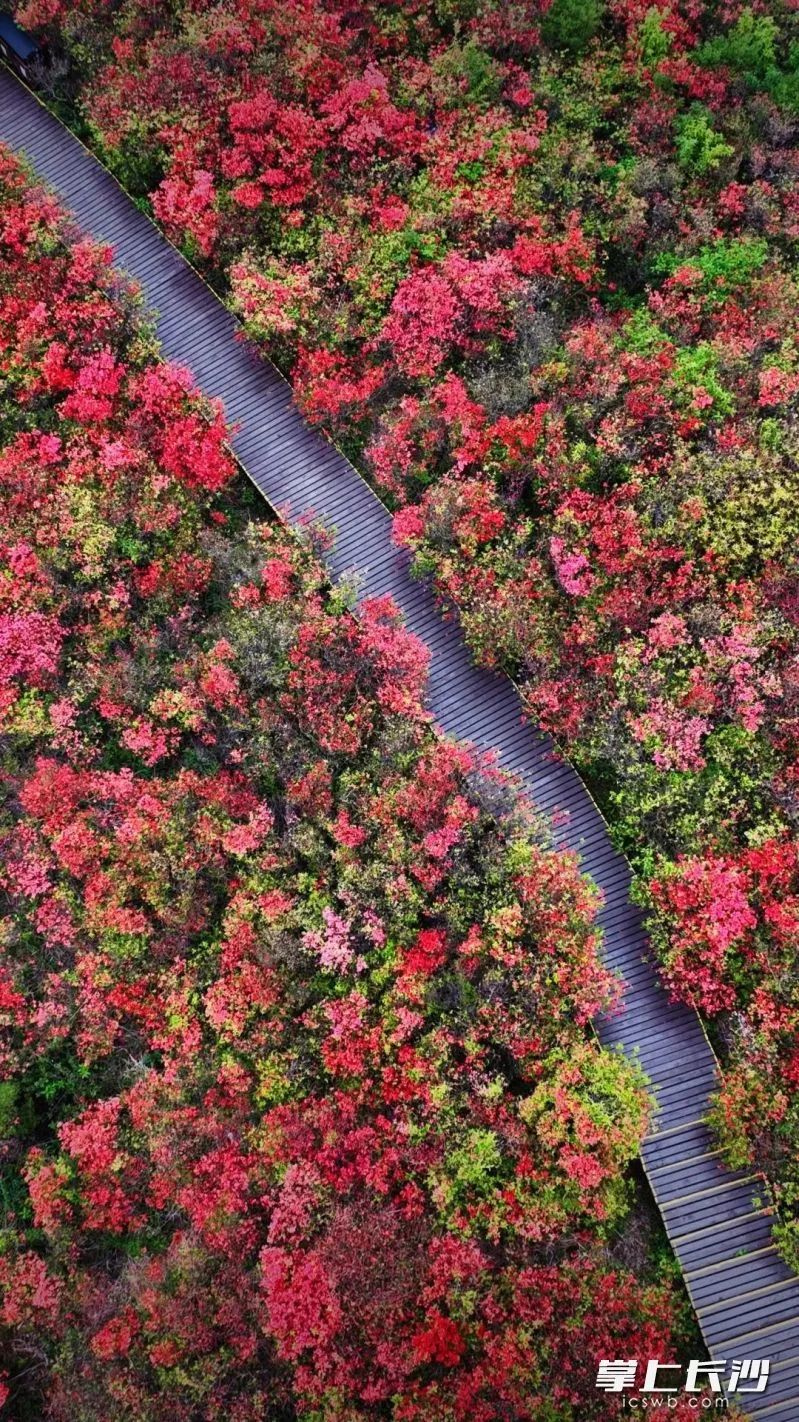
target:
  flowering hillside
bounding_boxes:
[21,0,799,1265]
[0,147,703,1420]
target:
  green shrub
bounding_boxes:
[620,307,669,356]
[769,63,799,114]
[698,9,778,84]
[435,38,501,106]
[653,237,769,300]
[541,0,604,55]
[0,1081,19,1137]
[639,7,671,69]
[675,105,734,176]
[671,342,735,418]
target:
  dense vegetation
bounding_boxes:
[21,0,799,1266]
[0,146,707,1420]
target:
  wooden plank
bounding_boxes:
[664,1182,773,1240]
[690,1248,795,1308]
[643,1121,718,1166]
[710,1311,799,1358]
[748,1400,799,1421]
[700,1277,799,1340]
[676,1213,774,1272]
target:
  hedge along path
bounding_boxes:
[1,64,798,1417]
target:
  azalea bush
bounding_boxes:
[0,149,701,1419]
[20,0,799,1262]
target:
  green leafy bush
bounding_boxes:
[675,105,734,176]
[698,9,779,84]
[638,7,671,69]
[541,0,604,55]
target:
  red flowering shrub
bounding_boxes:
[0,151,696,1419]
[24,0,799,1253]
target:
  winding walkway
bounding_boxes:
[2,65,799,1417]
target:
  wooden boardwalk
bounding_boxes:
[1,65,798,1417]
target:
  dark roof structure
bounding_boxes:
[1,62,798,1418]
